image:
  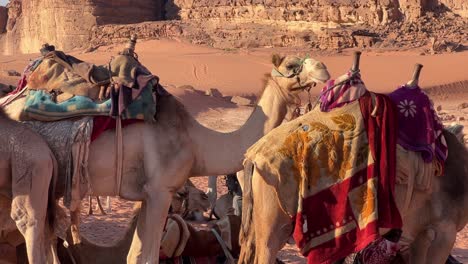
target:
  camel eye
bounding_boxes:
[286,64,297,70]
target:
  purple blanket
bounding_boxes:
[388,85,447,164]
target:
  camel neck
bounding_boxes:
[188,82,290,176]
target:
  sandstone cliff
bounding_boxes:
[0,0,466,54]
[0,0,163,54]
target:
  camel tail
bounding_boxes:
[47,151,58,230]
[238,160,256,264]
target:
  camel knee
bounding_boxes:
[10,203,40,237]
[425,229,436,241]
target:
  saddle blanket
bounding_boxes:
[22,118,93,211]
[23,80,155,122]
[388,85,447,165]
[245,92,401,264]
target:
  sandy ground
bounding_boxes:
[1,39,468,95]
[0,39,467,263]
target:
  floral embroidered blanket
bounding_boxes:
[245,92,401,264]
[388,85,447,166]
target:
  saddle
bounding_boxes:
[17,49,159,122]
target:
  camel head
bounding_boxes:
[270,54,330,93]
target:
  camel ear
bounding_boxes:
[272,54,285,68]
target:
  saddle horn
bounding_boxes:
[406,63,423,89]
[40,43,55,56]
[120,34,138,57]
[127,34,138,53]
[351,51,362,72]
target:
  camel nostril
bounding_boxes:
[315,62,326,69]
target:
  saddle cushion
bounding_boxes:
[23,81,155,122]
[388,85,447,165]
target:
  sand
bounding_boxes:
[0,39,467,263]
[1,39,468,96]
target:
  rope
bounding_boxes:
[106,56,124,196]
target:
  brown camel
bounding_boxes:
[0,108,59,263]
[2,54,330,263]
[238,112,467,264]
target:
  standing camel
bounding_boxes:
[0,109,59,263]
[238,125,467,264]
[236,56,468,263]
[2,54,331,263]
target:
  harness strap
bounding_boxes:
[210,228,236,264]
[115,116,123,195]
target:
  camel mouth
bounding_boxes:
[290,82,317,92]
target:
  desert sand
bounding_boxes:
[0,39,467,263]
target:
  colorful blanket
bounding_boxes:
[23,80,156,122]
[23,118,93,210]
[319,71,367,112]
[245,92,401,264]
[388,85,447,166]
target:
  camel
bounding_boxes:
[2,54,331,263]
[238,118,467,264]
[0,108,59,263]
[237,57,468,263]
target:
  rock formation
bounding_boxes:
[0,0,466,54]
[0,0,164,54]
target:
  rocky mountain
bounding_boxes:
[0,0,466,54]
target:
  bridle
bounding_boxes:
[270,56,317,118]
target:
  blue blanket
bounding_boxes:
[24,83,156,121]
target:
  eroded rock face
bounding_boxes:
[440,0,468,17]
[0,0,164,54]
[0,7,7,34]
[166,0,404,26]
[0,0,466,54]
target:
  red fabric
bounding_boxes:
[91,116,142,142]
[293,92,402,264]
[359,92,402,229]
[294,166,381,264]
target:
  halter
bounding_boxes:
[270,55,315,119]
[271,55,309,79]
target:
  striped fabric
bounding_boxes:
[319,72,367,112]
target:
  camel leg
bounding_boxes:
[11,162,53,263]
[417,223,457,264]
[252,172,294,264]
[70,207,82,245]
[87,196,93,215]
[207,176,217,219]
[96,196,106,215]
[106,196,112,213]
[127,186,173,264]
[408,228,435,263]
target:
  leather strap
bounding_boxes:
[115,116,123,195]
[211,228,236,264]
